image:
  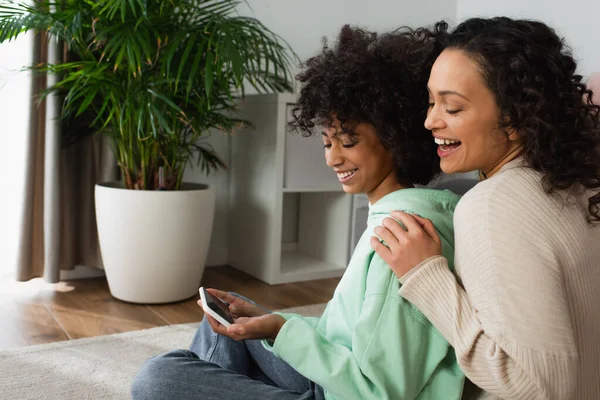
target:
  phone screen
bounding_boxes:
[203,290,234,324]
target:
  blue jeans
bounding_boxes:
[131,294,325,400]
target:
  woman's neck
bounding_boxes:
[366,172,412,205]
[479,145,523,180]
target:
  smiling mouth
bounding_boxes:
[435,137,462,154]
[337,169,357,183]
[434,138,461,147]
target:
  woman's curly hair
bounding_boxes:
[433,18,600,223]
[288,25,440,186]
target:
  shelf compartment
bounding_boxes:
[277,191,351,283]
[278,251,345,283]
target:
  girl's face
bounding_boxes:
[425,49,521,174]
[322,119,401,204]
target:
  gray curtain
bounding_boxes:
[15,31,117,283]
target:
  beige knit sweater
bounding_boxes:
[399,159,600,400]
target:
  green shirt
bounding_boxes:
[264,188,465,400]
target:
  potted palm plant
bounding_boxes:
[0,0,295,303]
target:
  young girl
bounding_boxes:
[132,25,465,400]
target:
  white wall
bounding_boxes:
[188,0,458,266]
[456,0,600,78]
[239,0,457,82]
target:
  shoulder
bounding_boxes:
[452,165,560,263]
[415,188,462,212]
[455,165,545,224]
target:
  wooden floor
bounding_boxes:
[0,266,339,351]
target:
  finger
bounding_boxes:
[205,314,229,336]
[229,304,251,316]
[389,211,423,233]
[381,217,409,241]
[221,329,249,341]
[229,316,278,340]
[229,303,264,318]
[227,323,246,336]
[227,317,255,336]
[370,236,392,259]
[411,214,440,242]
[374,225,400,248]
[206,288,240,305]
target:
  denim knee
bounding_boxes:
[131,349,196,400]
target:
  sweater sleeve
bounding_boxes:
[276,312,320,328]
[398,185,579,400]
[266,257,464,400]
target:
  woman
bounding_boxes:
[372,17,600,400]
[131,25,466,400]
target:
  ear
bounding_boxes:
[587,72,600,105]
[499,115,521,141]
[506,127,521,141]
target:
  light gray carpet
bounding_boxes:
[0,303,327,400]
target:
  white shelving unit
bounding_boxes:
[228,93,352,284]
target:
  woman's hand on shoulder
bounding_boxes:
[370,211,443,279]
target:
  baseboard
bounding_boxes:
[60,265,106,280]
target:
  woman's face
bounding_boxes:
[425,49,520,174]
[322,119,399,203]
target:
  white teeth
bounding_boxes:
[434,138,460,145]
[337,169,357,179]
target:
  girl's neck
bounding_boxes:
[366,172,412,205]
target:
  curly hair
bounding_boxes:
[288,25,440,186]
[432,18,600,223]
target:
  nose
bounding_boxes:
[325,144,344,168]
[424,107,446,131]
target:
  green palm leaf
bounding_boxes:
[0,0,296,190]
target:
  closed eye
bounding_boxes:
[324,142,357,149]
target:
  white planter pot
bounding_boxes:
[95,182,216,304]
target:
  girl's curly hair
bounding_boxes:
[289,25,440,186]
[433,18,600,223]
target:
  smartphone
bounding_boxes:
[199,287,234,327]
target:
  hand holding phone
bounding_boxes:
[199,287,234,327]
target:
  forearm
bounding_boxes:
[276,312,320,328]
[399,256,578,400]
